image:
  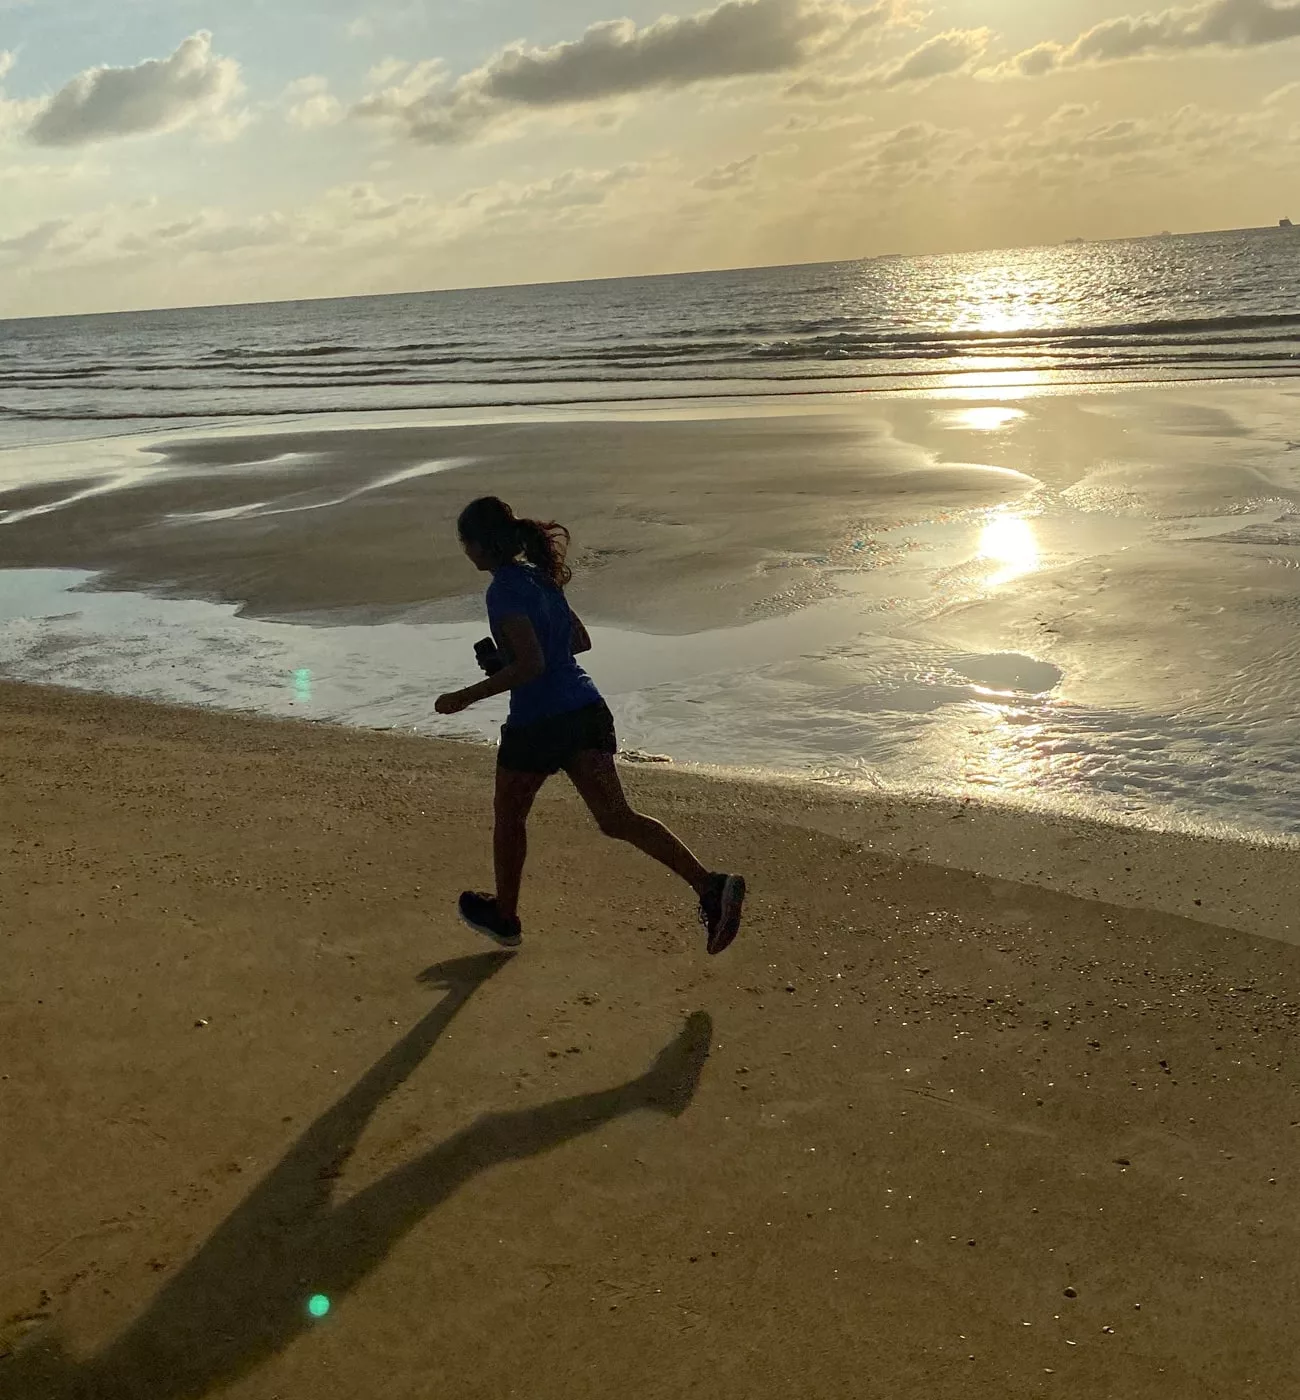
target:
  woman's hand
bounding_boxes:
[437,617,543,715]
[435,691,471,716]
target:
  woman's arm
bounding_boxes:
[570,609,592,656]
[436,614,544,713]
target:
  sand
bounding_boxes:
[3,678,1299,1400]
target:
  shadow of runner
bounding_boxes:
[3,952,713,1400]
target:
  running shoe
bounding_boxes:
[699,873,746,956]
[458,891,523,949]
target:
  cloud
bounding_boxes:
[286,96,342,130]
[285,75,343,130]
[355,0,894,143]
[845,120,955,181]
[694,153,761,188]
[109,210,302,259]
[25,32,242,147]
[0,161,660,282]
[0,217,74,257]
[785,25,989,97]
[875,26,990,85]
[807,119,957,201]
[0,50,43,138]
[1046,102,1096,125]
[367,58,408,85]
[990,0,1300,79]
[809,96,1286,209]
[118,217,204,254]
[774,108,868,131]
[339,182,424,221]
[0,156,104,187]
[452,164,651,221]
[964,101,1279,190]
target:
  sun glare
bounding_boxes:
[979,513,1040,587]
[943,406,1027,432]
[952,262,1069,336]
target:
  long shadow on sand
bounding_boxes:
[3,952,712,1399]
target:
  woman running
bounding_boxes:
[435,496,745,955]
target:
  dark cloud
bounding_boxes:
[785,26,989,98]
[0,217,72,256]
[992,0,1300,79]
[876,27,990,86]
[26,32,240,147]
[355,0,893,143]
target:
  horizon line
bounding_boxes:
[0,221,1293,328]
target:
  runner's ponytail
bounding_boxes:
[457,496,572,589]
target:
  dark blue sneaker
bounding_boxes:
[699,873,745,956]
[458,892,522,949]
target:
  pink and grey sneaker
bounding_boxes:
[699,873,746,956]
[458,891,522,950]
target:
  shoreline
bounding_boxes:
[6,367,1300,449]
[4,673,1296,946]
[3,677,1299,1399]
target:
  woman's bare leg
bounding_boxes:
[563,750,710,896]
[493,767,549,920]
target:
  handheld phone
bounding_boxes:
[474,637,504,676]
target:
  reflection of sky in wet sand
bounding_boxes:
[5,386,1300,839]
[3,538,1299,838]
[162,457,473,525]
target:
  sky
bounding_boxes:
[2,0,1300,317]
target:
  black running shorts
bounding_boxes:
[497,700,618,775]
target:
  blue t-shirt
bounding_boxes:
[486,562,602,726]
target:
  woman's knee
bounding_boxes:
[594,803,639,841]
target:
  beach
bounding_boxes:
[2,679,1299,1399]
[5,241,1300,1397]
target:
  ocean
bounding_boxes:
[3,227,1300,444]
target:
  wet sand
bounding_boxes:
[4,385,1300,837]
[19,387,1291,634]
[0,409,1040,631]
[2,388,1294,631]
[3,679,1299,1400]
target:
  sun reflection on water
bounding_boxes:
[964,705,1054,796]
[951,264,1071,335]
[943,406,1026,432]
[978,512,1040,587]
